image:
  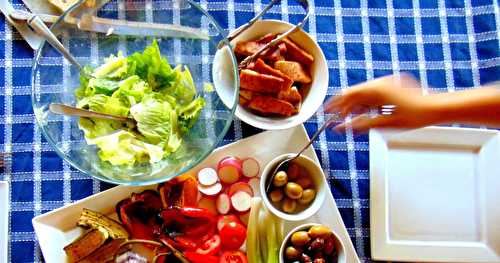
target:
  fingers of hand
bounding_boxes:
[334,114,396,133]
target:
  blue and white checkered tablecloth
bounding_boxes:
[2,0,500,262]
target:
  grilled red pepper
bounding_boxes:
[160,206,216,238]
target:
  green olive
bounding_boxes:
[296,176,313,189]
[285,246,301,260]
[282,198,297,213]
[308,225,332,239]
[273,171,288,187]
[298,189,316,205]
[290,231,311,247]
[285,182,303,199]
[269,189,284,202]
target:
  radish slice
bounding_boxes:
[242,158,260,178]
[216,193,231,214]
[217,214,241,231]
[228,182,253,197]
[218,157,242,184]
[248,178,261,197]
[198,167,218,186]
[230,191,252,212]
[198,197,217,214]
[198,183,222,196]
[239,212,250,226]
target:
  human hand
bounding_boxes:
[325,74,439,132]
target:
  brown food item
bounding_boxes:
[240,89,254,101]
[247,95,295,116]
[278,86,302,104]
[79,238,127,263]
[240,69,285,94]
[48,0,96,12]
[234,41,284,61]
[77,208,129,239]
[251,59,293,91]
[64,228,108,263]
[282,38,314,66]
[274,61,312,84]
[239,96,249,106]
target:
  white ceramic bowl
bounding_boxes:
[279,223,346,263]
[212,20,328,130]
[260,153,326,221]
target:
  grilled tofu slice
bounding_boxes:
[240,69,285,94]
[274,61,312,84]
[278,86,302,104]
[64,228,108,263]
[282,38,314,66]
[240,89,254,100]
[250,59,293,91]
[234,41,285,61]
[248,95,295,116]
[79,238,127,263]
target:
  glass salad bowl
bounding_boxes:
[31,0,239,185]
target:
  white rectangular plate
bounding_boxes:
[370,127,500,262]
[33,125,360,263]
[0,181,9,263]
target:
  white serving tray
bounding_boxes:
[33,125,360,263]
[370,127,500,262]
[0,181,8,263]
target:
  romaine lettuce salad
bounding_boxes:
[75,40,205,166]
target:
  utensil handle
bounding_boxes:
[294,113,341,159]
[27,15,82,70]
[49,103,131,123]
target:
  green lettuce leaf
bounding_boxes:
[94,52,128,79]
[178,96,205,134]
[130,95,174,145]
[127,39,177,90]
[87,130,165,165]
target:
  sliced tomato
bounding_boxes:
[219,222,247,250]
[195,234,221,256]
[217,214,241,231]
[185,251,219,263]
[219,251,248,263]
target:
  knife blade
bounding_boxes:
[76,14,210,40]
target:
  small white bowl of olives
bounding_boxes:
[260,153,326,221]
[279,223,346,263]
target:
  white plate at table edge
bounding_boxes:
[370,126,500,262]
[0,181,8,263]
[32,125,360,263]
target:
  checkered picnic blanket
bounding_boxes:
[2,0,499,262]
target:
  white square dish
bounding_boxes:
[370,127,500,262]
[0,181,9,263]
[33,125,360,263]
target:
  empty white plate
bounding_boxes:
[370,127,500,262]
[0,181,8,262]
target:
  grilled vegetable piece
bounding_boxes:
[251,59,293,90]
[240,69,285,94]
[78,238,127,263]
[64,228,108,263]
[77,208,129,239]
[248,95,295,116]
[282,38,314,66]
[274,61,312,84]
[158,173,198,208]
[278,86,302,104]
[117,198,161,240]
